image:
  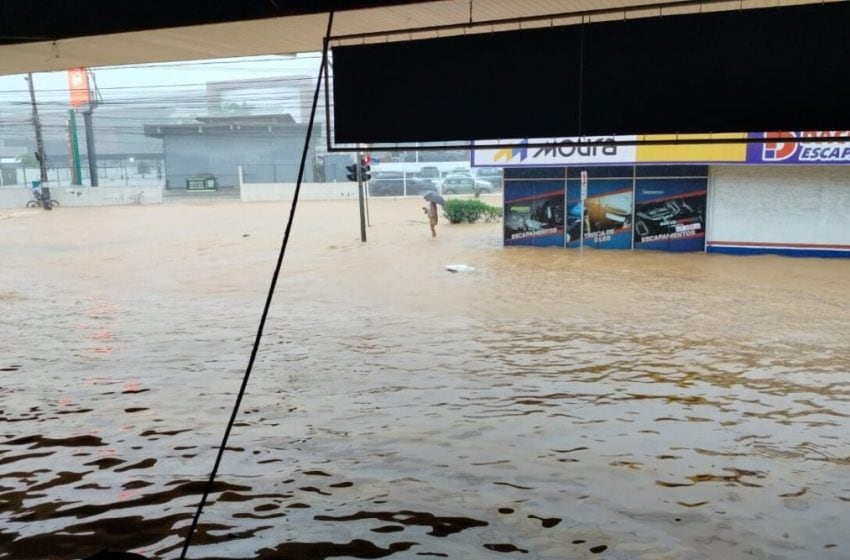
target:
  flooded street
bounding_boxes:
[1,198,849,560]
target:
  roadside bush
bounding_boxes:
[442,199,504,224]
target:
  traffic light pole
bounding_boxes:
[356,151,367,243]
[346,153,370,242]
[364,175,371,227]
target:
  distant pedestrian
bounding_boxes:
[423,200,438,237]
[31,181,43,202]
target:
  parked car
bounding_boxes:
[475,167,503,190]
[368,177,433,197]
[418,166,442,180]
[370,170,404,180]
[440,174,494,195]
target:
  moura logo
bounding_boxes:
[494,139,529,162]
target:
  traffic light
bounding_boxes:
[360,159,371,182]
[345,163,358,182]
[345,159,372,182]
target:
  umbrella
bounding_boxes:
[423,191,445,206]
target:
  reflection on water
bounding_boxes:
[0,200,848,559]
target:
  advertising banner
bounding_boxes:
[475,132,850,166]
[504,180,565,247]
[67,68,90,108]
[474,137,636,167]
[633,178,707,252]
[746,131,850,164]
[635,133,747,163]
[566,178,633,249]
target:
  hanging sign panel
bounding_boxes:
[332,2,850,145]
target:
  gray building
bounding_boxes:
[206,76,314,124]
[144,114,317,189]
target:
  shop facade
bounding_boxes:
[475,132,850,258]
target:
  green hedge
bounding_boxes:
[442,199,503,224]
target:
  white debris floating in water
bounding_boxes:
[446,264,475,273]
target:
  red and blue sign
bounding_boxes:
[746,131,850,164]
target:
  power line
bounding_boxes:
[0,74,320,96]
[96,53,322,71]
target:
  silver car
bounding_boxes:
[440,174,494,195]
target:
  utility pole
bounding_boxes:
[26,72,51,210]
[82,69,100,187]
[26,73,47,183]
[83,108,98,186]
[68,110,82,185]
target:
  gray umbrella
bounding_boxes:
[423,191,445,206]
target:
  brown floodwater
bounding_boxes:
[1,197,848,560]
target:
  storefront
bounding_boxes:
[477,132,850,258]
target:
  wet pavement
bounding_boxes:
[1,199,848,559]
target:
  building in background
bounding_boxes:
[144,114,318,189]
[206,76,313,123]
[0,73,318,188]
[0,102,168,186]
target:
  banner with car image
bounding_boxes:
[504,180,565,246]
[633,178,707,251]
[566,176,633,250]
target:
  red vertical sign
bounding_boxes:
[580,170,588,200]
[67,68,90,108]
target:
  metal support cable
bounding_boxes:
[178,10,335,559]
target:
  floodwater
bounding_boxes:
[1,198,848,560]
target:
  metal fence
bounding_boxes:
[0,164,164,188]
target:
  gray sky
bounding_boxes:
[0,54,322,107]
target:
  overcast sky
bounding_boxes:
[0,54,323,107]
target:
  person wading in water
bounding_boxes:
[423,199,438,237]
